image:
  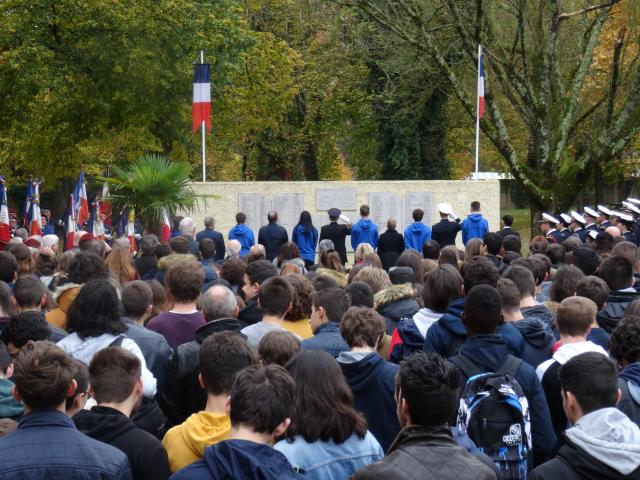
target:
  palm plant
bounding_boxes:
[102,154,200,234]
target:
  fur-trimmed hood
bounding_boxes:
[157,253,197,271]
[374,283,415,309]
[316,268,348,288]
[52,282,82,303]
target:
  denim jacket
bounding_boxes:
[274,431,383,480]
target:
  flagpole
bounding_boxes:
[474,44,482,178]
[200,50,206,183]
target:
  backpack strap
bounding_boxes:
[450,354,484,379]
[109,335,125,348]
[498,355,522,377]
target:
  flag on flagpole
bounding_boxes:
[477,47,485,120]
[23,177,33,228]
[66,194,76,251]
[127,208,136,254]
[88,201,105,240]
[28,181,42,236]
[73,171,90,227]
[0,178,11,243]
[161,208,171,243]
[192,62,211,133]
[100,181,112,228]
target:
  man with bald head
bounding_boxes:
[258,211,288,262]
[163,285,243,425]
[606,226,621,238]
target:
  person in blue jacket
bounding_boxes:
[292,210,318,269]
[351,205,378,250]
[228,212,255,257]
[404,208,432,251]
[461,201,489,246]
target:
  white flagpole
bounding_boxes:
[474,44,482,178]
[201,50,206,183]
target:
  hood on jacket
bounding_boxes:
[438,298,466,336]
[0,378,23,418]
[412,308,444,338]
[195,318,244,344]
[337,352,389,393]
[374,283,415,309]
[229,224,252,237]
[73,406,135,444]
[566,407,640,475]
[157,253,197,271]
[179,412,231,459]
[459,334,511,372]
[522,304,555,330]
[52,283,81,307]
[57,333,122,365]
[553,341,608,365]
[357,219,374,231]
[467,213,484,223]
[512,317,554,348]
[202,439,296,480]
[407,222,428,234]
[316,268,348,288]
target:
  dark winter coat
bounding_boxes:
[377,229,405,271]
[319,222,351,265]
[431,219,462,247]
[237,298,262,327]
[512,318,554,368]
[300,322,348,358]
[196,228,226,261]
[375,284,419,335]
[597,290,640,333]
[258,223,289,261]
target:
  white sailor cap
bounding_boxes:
[438,202,453,215]
[588,230,598,240]
[622,201,640,215]
[619,212,634,223]
[597,205,613,216]
[583,206,598,218]
[627,198,640,205]
[571,211,586,224]
[560,213,572,224]
[540,213,559,224]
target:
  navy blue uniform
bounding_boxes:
[431,219,461,247]
[572,228,588,243]
[545,229,563,244]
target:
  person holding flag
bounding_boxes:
[27,180,43,236]
[65,194,76,251]
[0,177,11,245]
[23,177,33,228]
[74,171,90,229]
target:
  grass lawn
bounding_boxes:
[501,208,532,253]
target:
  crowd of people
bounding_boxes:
[0,198,640,479]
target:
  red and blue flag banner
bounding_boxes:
[88,201,105,240]
[0,178,11,243]
[66,194,76,251]
[127,208,136,254]
[192,62,211,133]
[28,181,42,236]
[477,46,485,120]
[100,181,112,228]
[73,171,90,227]
[161,208,171,243]
[23,177,33,228]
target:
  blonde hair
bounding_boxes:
[353,266,392,294]
[355,243,374,263]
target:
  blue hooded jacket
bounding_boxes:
[228,224,255,257]
[461,213,489,245]
[170,439,297,480]
[423,298,525,358]
[455,335,556,466]
[292,224,318,262]
[351,219,379,250]
[512,318,554,368]
[403,222,431,251]
[337,352,401,452]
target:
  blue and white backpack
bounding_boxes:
[451,354,531,480]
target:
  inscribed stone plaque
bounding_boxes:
[404,192,435,228]
[315,188,357,211]
[238,193,271,235]
[272,193,304,235]
[368,192,403,232]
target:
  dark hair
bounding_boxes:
[68,252,109,284]
[12,274,45,308]
[471,201,480,211]
[528,236,549,256]
[345,282,374,308]
[595,232,614,255]
[423,264,463,313]
[313,287,351,323]
[341,307,386,348]
[463,285,502,334]
[267,211,278,223]
[154,242,171,260]
[412,209,424,222]
[532,253,551,276]
[571,247,601,276]
[422,240,440,260]
[258,331,300,367]
[556,296,596,336]
[503,251,522,265]
[13,341,75,409]
[599,255,633,291]
[0,281,13,317]
[575,276,609,311]
[0,342,11,375]
[497,278,521,310]
[502,214,513,226]
[0,252,17,283]
[7,244,33,275]
[502,265,536,298]
[439,246,460,269]
[550,265,585,303]
[462,259,499,293]
[611,316,640,364]
[121,280,153,318]
[169,236,189,254]
[245,259,277,286]
[511,256,546,285]
[276,242,300,267]
[199,238,216,260]
[235,212,246,224]
[65,359,89,410]
[259,277,293,317]
[399,351,460,427]
[559,352,618,414]
[502,234,522,254]
[545,243,565,266]
[200,332,255,395]
[230,364,295,434]
[320,250,344,272]
[172,216,184,231]
[285,350,367,443]
[140,234,158,254]
[166,261,204,302]
[284,274,314,321]
[146,279,168,318]
[309,272,339,291]
[67,279,126,339]
[611,241,638,268]
[295,211,313,234]
[360,205,370,217]
[220,257,245,287]
[89,347,141,403]
[1,312,51,348]
[395,250,424,285]
[483,232,503,256]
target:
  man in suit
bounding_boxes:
[319,208,352,265]
[196,216,226,262]
[258,211,289,261]
[377,219,405,271]
[431,202,461,247]
[498,214,519,239]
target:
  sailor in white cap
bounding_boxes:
[597,205,613,229]
[539,213,563,244]
[627,198,640,206]
[623,201,640,216]
[430,202,462,247]
[558,213,573,241]
[617,212,637,244]
[570,210,588,242]
[582,207,599,232]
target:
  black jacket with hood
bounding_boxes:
[374,284,419,335]
[512,317,554,368]
[597,290,640,333]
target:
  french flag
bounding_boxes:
[66,194,76,251]
[74,171,90,227]
[23,178,33,228]
[100,181,112,228]
[88,201,105,240]
[0,178,11,243]
[28,181,42,236]
[477,45,485,119]
[161,208,171,243]
[192,62,211,133]
[127,208,136,254]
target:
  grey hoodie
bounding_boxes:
[566,407,640,475]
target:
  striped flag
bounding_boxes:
[192,62,211,133]
[477,46,485,119]
[127,208,136,254]
[88,201,105,240]
[28,181,42,236]
[161,208,171,243]
[0,178,11,243]
[66,194,76,251]
[73,171,90,227]
[23,178,33,228]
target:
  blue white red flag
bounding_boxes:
[477,47,485,119]
[88,201,105,240]
[0,177,10,243]
[73,171,90,227]
[23,178,33,228]
[100,181,112,228]
[127,208,136,254]
[161,208,171,243]
[192,63,211,133]
[28,181,42,236]
[66,194,76,251]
